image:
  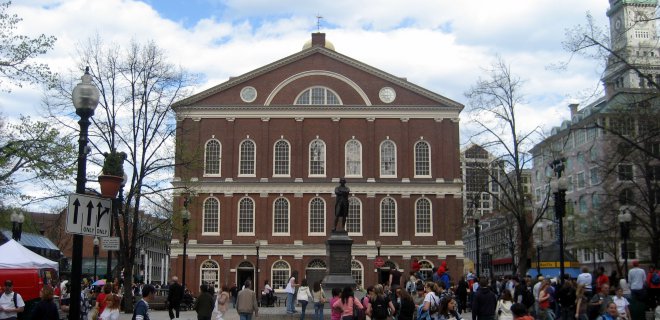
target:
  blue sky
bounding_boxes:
[3,0,614,210]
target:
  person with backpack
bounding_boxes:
[0,280,24,320]
[421,282,442,320]
[368,284,395,320]
[397,289,416,320]
[646,266,660,310]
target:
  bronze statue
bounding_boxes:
[333,178,350,232]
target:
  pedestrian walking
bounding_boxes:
[236,280,258,320]
[333,286,365,320]
[215,285,231,320]
[312,281,327,320]
[285,271,300,314]
[132,284,155,320]
[195,284,215,320]
[167,276,184,320]
[297,279,313,320]
[472,279,497,320]
[30,285,58,320]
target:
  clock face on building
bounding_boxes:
[240,86,257,103]
[379,87,396,103]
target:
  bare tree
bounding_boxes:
[464,56,549,275]
[45,37,197,310]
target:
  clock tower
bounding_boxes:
[603,0,659,96]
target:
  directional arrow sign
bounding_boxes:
[66,193,112,236]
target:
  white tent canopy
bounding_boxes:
[0,239,58,269]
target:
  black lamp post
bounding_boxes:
[140,248,146,283]
[69,67,99,320]
[618,206,632,278]
[10,211,25,241]
[376,240,381,257]
[255,240,260,301]
[535,240,542,277]
[181,197,191,289]
[107,173,126,280]
[475,214,481,279]
[550,158,567,285]
[93,237,100,280]
[488,248,494,280]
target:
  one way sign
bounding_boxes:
[66,193,112,237]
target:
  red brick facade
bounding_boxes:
[171,33,464,293]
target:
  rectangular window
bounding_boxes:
[621,242,637,260]
[649,165,660,181]
[590,167,600,185]
[575,130,586,145]
[651,143,660,156]
[583,249,592,262]
[567,176,574,192]
[577,172,586,189]
[618,164,633,181]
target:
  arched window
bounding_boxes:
[351,260,364,287]
[345,139,362,177]
[203,197,220,235]
[273,198,290,235]
[200,260,220,290]
[295,86,342,105]
[346,197,362,235]
[380,197,397,235]
[239,140,256,176]
[273,140,290,177]
[204,139,221,176]
[271,260,291,290]
[238,197,255,234]
[309,198,326,235]
[380,140,397,177]
[415,198,432,235]
[309,139,326,176]
[419,260,434,280]
[414,141,431,177]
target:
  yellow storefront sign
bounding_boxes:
[531,261,580,268]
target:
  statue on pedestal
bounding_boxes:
[332,178,350,232]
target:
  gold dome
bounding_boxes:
[302,38,335,51]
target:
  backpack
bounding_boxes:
[372,295,389,319]
[521,288,535,309]
[651,272,660,285]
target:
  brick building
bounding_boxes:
[171,33,464,292]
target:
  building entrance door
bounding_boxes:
[237,261,255,289]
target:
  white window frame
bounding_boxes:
[294,86,343,105]
[346,197,362,236]
[237,197,255,236]
[238,139,256,177]
[380,197,398,235]
[576,171,586,189]
[271,260,291,290]
[309,139,326,177]
[202,197,220,235]
[199,260,220,289]
[414,141,431,178]
[345,139,362,178]
[204,139,222,177]
[272,197,290,236]
[415,197,433,236]
[308,197,326,236]
[351,260,364,287]
[272,139,291,177]
[380,140,397,178]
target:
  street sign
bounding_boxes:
[374,257,385,268]
[66,193,112,237]
[101,237,120,251]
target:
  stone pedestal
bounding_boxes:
[323,230,356,290]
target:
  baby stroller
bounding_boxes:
[180,291,194,311]
[260,290,276,307]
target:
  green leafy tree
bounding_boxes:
[0,1,56,90]
[0,114,76,201]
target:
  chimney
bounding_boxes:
[569,103,579,116]
[311,33,326,47]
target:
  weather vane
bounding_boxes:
[316,14,323,32]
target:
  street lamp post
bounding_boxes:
[93,237,100,280]
[69,67,100,320]
[535,240,542,277]
[375,240,381,257]
[488,248,494,280]
[550,158,568,285]
[10,211,25,241]
[255,240,260,301]
[618,206,632,278]
[475,215,481,279]
[181,197,191,289]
